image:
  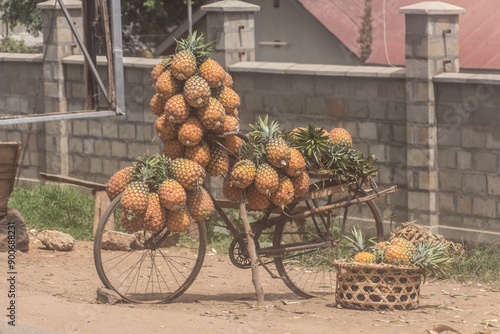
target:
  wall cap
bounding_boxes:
[434,72,500,85]
[399,1,465,15]
[37,0,81,10]
[201,0,260,12]
[229,61,406,78]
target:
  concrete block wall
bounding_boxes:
[230,62,409,224]
[434,74,500,243]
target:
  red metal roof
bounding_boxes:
[297,0,500,70]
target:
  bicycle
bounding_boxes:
[93,168,396,303]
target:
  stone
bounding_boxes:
[96,287,122,305]
[0,209,30,252]
[101,231,136,251]
[37,230,75,251]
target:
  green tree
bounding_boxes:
[0,0,44,36]
[0,0,204,49]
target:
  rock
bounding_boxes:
[37,230,75,251]
[101,231,136,251]
[96,287,122,305]
[0,208,30,252]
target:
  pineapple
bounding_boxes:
[246,184,271,211]
[291,171,309,198]
[184,75,211,108]
[266,138,291,169]
[171,50,197,81]
[186,187,214,222]
[270,174,294,208]
[164,93,191,124]
[150,93,167,117]
[162,138,185,159]
[254,163,279,195]
[223,178,240,202]
[384,245,410,264]
[343,226,377,262]
[158,178,187,211]
[225,135,243,154]
[178,115,204,147]
[120,210,143,233]
[222,71,233,88]
[284,148,306,177]
[106,166,135,200]
[184,140,211,167]
[151,56,172,83]
[229,159,256,189]
[120,180,149,219]
[167,158,206,190]
[206,142,229,176]
[250,116,291,169]
[384,237,416,264]
[200,58,225,88]
[195,97,226,131]
[155,70,182,99]
[170,31,211,81]
[329,128,353,147]
[353,252,376,263]
[142,192,167,232]
[222,115,239,133]
[214,86,240,114]
[155,114,178,142]
[165,207,193,232]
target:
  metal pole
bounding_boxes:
[83,0,98,110]
[57,0,111,105]
[188,0,192,34]
[109,0,125,115]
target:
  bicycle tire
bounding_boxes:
[273,187,382,299]
[93,193,207,304]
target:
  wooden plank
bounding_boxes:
[93,190,113,236]
[0,142,21,214]
[39,172,107,190]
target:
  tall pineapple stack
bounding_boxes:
[150,32,242,167]
[105,32,379,234]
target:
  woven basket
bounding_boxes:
[332,260,424,311]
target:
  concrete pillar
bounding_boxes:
[37,0,83,175]
[201,0,260,69]
[400,2,465,231]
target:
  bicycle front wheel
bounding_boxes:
[93,194,207,304]
[273,187,382,298]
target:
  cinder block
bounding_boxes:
[473,152,498,173]
[462,173,487,193]
[472,197,496,218]
[438,192,455,212]
[439,170,462,190]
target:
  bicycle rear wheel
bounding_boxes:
[93,194,207,303]
[273,187,382,298]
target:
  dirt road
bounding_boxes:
[0,238,498,334]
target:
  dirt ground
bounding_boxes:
[1,236,499,334]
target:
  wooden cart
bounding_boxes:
[0,142,21,217]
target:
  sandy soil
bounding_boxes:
[0,237,498,334]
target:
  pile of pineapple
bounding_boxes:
[344,227,453,277]
[105,31,378,234]
[106,154,210,233]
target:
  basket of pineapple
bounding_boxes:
[333,227,452,311]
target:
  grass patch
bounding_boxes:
[447,244,500,287]
[8,184,95,241]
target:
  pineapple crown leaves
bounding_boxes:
[290,124,331,169]
[131,153,172,191]
[411,240,453,277]
[323,145,378,182]
[174,31,214,66]
[249,115,284,145]
[239,136,265,165]
[342,226,375,254]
